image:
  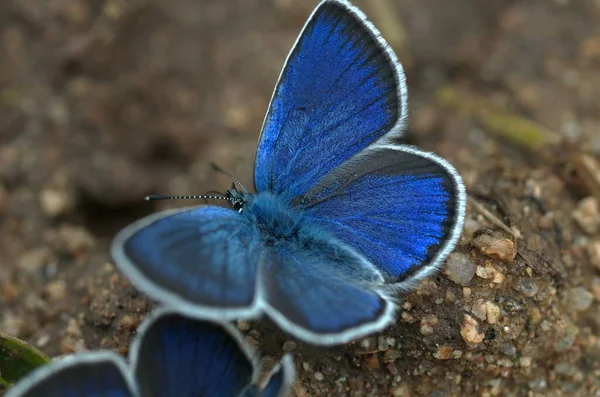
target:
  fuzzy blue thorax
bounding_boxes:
[241,192,308,245]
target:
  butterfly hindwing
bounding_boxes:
[5,354,134,397]
[260,233,394,344]
[299,145,466,284]
[111,206,262,319]
[255,0,407,198]
[132,309,256,397]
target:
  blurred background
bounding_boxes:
[1,0,600,395]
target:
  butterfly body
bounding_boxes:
[112,0,466,345]
[241,192,307,245]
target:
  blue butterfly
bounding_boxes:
[6,308,294,397]
[111,0,466,345]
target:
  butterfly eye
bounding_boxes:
[233,200,244,212]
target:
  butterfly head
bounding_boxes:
[226,184,250,213]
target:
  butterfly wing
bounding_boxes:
[260,355,295,397]
[260,234,395,345]
[298,145,466,285]
[132,309,256,397]
[254,0,407,198]
[111,206,262,319]
[5,354,134,397]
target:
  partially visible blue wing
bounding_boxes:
[255,0,407,198]
[131,309,256,397]
[238,355,295,397]
[299,145,466,284]
[260,355,295,397]
[111,206,262,319]
[260,232,395,345]
[5,353,133,397]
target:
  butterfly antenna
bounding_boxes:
[202,190,224,204]
[145,194,234,203]
[210,162,248,193]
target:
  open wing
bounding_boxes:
[111,206,262,320]
[260,234,395,345]
[299,145,466,286]
[254,0,407,199]
[5,354,134,397]
[131,309,256,397]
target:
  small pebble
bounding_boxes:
[420,314,438,335]
[485,301,501,324]
[40,188,72,217]
[520,356,532,367]
[383,349,401,363]
[358,337,378,353]
[237,320,250,332]
[461,314,484,346]
[566,287,593,311]
[503,297,524,313]
[443,252,476,286]
[44,280,67,301]
[433,345,454,360]
[36,334,50,348]
[445,290,458,303]
[471,231,517,262]
[499,342,517,357]
[362,353,380,370]
[313,372,324,381]
[491,268,506,284]
[463,287,472,299]
[540,319,553,332]
[282,341,297,352]
[117,315,140,332]
[475,265,505,284]
[572,196,599,235]
[471,300,487,321]
[401,311,417,323]
[514,279,539,298]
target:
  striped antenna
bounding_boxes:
[145,194,234,202]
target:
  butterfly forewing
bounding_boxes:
[254,0,407,198]
[111,206,262,319]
